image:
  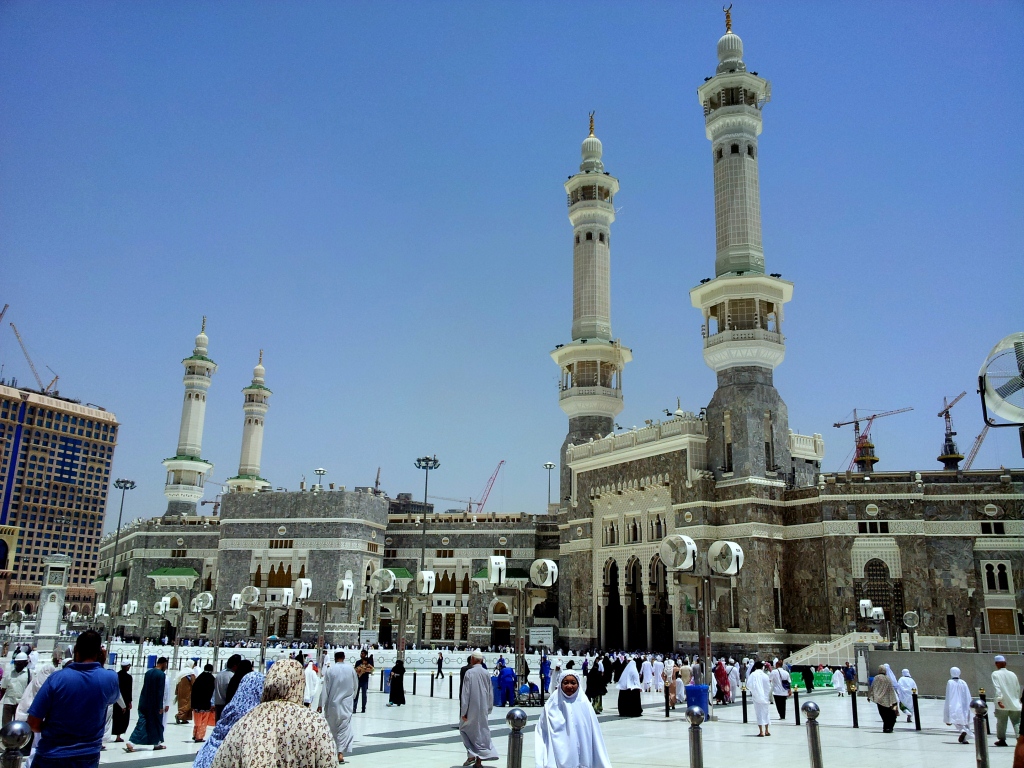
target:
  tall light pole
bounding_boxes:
[103,479,136,634]
[314,467,327,490]
[414,455,439,647]
[543,462,556,507]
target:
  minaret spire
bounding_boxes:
[551,120,632,500]
[689,19,793,481]
[162,318,217,516]
[226,351,272,494]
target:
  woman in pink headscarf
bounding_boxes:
[713,660,731,705]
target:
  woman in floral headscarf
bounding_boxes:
[193,671,265,768]
[211,659,335,768]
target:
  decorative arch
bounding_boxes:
[851,537,901,579]
[488,598,511,622]
[603,558,619,586]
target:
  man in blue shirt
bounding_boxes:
[28,630,120,768]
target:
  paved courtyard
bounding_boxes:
[97,676,997,768]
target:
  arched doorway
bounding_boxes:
[603,560,623,650]
[855,558,904,636]
[490,600,511,647]
[626,558,647,650]
[649,556,671,652]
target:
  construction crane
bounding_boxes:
[833,407,913,473]
[963,425,991,470]
[10,322,58,394]
[429,460,506,516]
[937,391,967,470]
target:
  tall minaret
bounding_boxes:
[689,11,794,481]
[226,351,272,494]
[163,318,216,516]
[551,115,632,501]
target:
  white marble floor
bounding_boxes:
[98,681,1002,768]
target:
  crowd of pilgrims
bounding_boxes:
[6,632,1014,768]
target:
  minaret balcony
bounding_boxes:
[704,328,782,348]
[559,385,622,403]
[557,385,624,419]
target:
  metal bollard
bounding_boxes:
[971,699,990,768]
[413,671,417,695]
[742,685,748,724]
[431,674,435,697]
[665,684,671,718]
[506,708,528,768]
[450,674,454,699]
[0,721,32,768]
[912,688,921,732]
[794,687,801,725]
[979,688,991,735]
[685,706,705,768]
[802,702,824,768]
[850,684,859,728]
[380,671,384,692]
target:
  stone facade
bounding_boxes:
[98,490,550,649]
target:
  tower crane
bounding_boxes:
[937,391,967,470]
[833,407,913,473]
[429,460,506,516]
[963,425,990,471]
[9,323,58,394]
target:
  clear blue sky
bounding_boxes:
[2,2,1022,532]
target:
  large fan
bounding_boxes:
[708,540,743,575]
[153,600,167,616]
[96,603,107,617]
[416,570,436,595]
[530,559,558,587]
[239,585,261,605]
[369,569,396,594]
[981,332,1024,424]
[337,577,355,600]
[195,592,214,611]
[903,611,919,628]
[659,535,697,571]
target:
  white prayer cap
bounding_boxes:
[995,655,1007,663]
[901,669,911,677]
[14,652,28,661]
[120,661,132,667]
[470,650,484,661]
[950,667,961,678]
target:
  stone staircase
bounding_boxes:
[784,631,882,667]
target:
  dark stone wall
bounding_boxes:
[705,365,791,481]
[559,415,613,505]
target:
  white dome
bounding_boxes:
[717,31,743,65]
[193,331,209,355]
[580,134,604,173]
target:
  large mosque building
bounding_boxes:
[89,14,1022,656]
[552,13,1023,657]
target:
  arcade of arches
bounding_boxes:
[600,555,672,651]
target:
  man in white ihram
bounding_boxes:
[460,651,499,768]
[319,651,357,764]
[991,655,1021,747]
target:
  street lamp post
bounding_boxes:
[103,479,136,634]
[414,455,439,648]
[543,462,555,507]
[314,467,327,490]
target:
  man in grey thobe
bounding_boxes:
[319,652,358,763]
[460,651,499,768]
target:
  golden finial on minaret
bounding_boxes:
[201,315,207,333]
[589,111,595,137]
[258,349,263,365]
[724,4,733,33]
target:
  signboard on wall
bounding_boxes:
[360,630,379,645]
[528,626,554,648]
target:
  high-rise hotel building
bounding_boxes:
[0,384,119,615]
